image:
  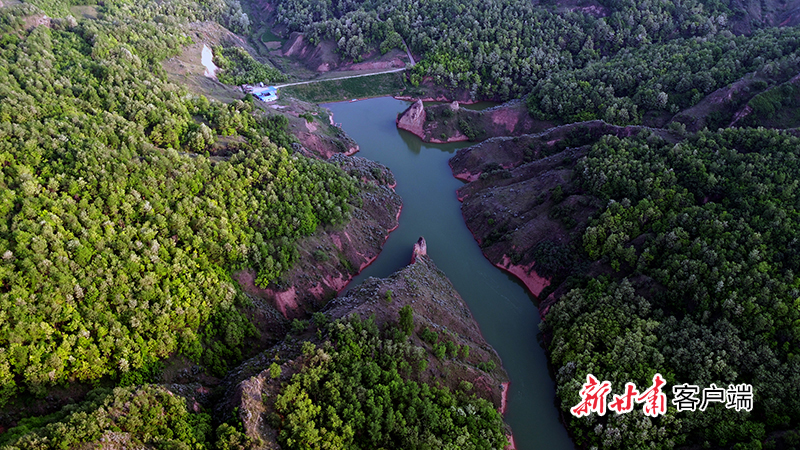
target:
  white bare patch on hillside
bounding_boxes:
[201,44,218,79]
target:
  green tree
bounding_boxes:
[398,305,414,336]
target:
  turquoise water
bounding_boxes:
[325,96,574,450]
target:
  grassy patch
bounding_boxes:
[69,5,98,19]
[260,28,284,43]
[281,72,408,103]
[742,80,800,128]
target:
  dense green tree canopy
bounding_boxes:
[271,0,798,112]
[0,0,357,403]
[544,128,800,449]
[274,315,508,450]
[213,45,286,86]
[0,385,213,449]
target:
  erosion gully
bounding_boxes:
[325,96,573,450]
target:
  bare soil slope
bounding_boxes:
[450,121,678,315]
[450,120,676,181]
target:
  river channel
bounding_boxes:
[325,96,574,450]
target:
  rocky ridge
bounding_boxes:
[219,238,512,448]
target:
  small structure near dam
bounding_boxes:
[244,84,278,102]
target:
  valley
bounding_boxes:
[2,0,800,448]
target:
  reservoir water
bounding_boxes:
[325,97,574,450]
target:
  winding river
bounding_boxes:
[325,97,574,450]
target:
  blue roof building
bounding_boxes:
[253,86,278,102]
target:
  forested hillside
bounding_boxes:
[269,0,800,118]
[0,0,358,405]
[527,29,800,124]
[542,128,800,449]
[0,314,508,450]
[0,245,514,450]
[217,243,513,449]
[0,385,215,449]
[4,0,800,447]
[270,315,508,450]
[266,0,800,447]
[452,123,800,448]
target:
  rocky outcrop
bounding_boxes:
[220,240,511,447]
[23,14,51,30]
[234,156,401,325]
[726,71,800,129]
[266,98,361,159]
[497,255,551,297]
[281,32,410,73]
[396,99,469,143]
[396,99,426,137]
[410,236,427,263]
[728,0,800,34]
[281,32,306,57]
[294,126,359,159]
[397,99,556,144]
[670,71,763,132]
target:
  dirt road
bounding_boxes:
[273,67,406,89]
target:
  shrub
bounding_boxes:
[419,327,439,344]
[477,361,496,372]
[399,304,413,336]
[291,319,309,334]
[269,362,282,379]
